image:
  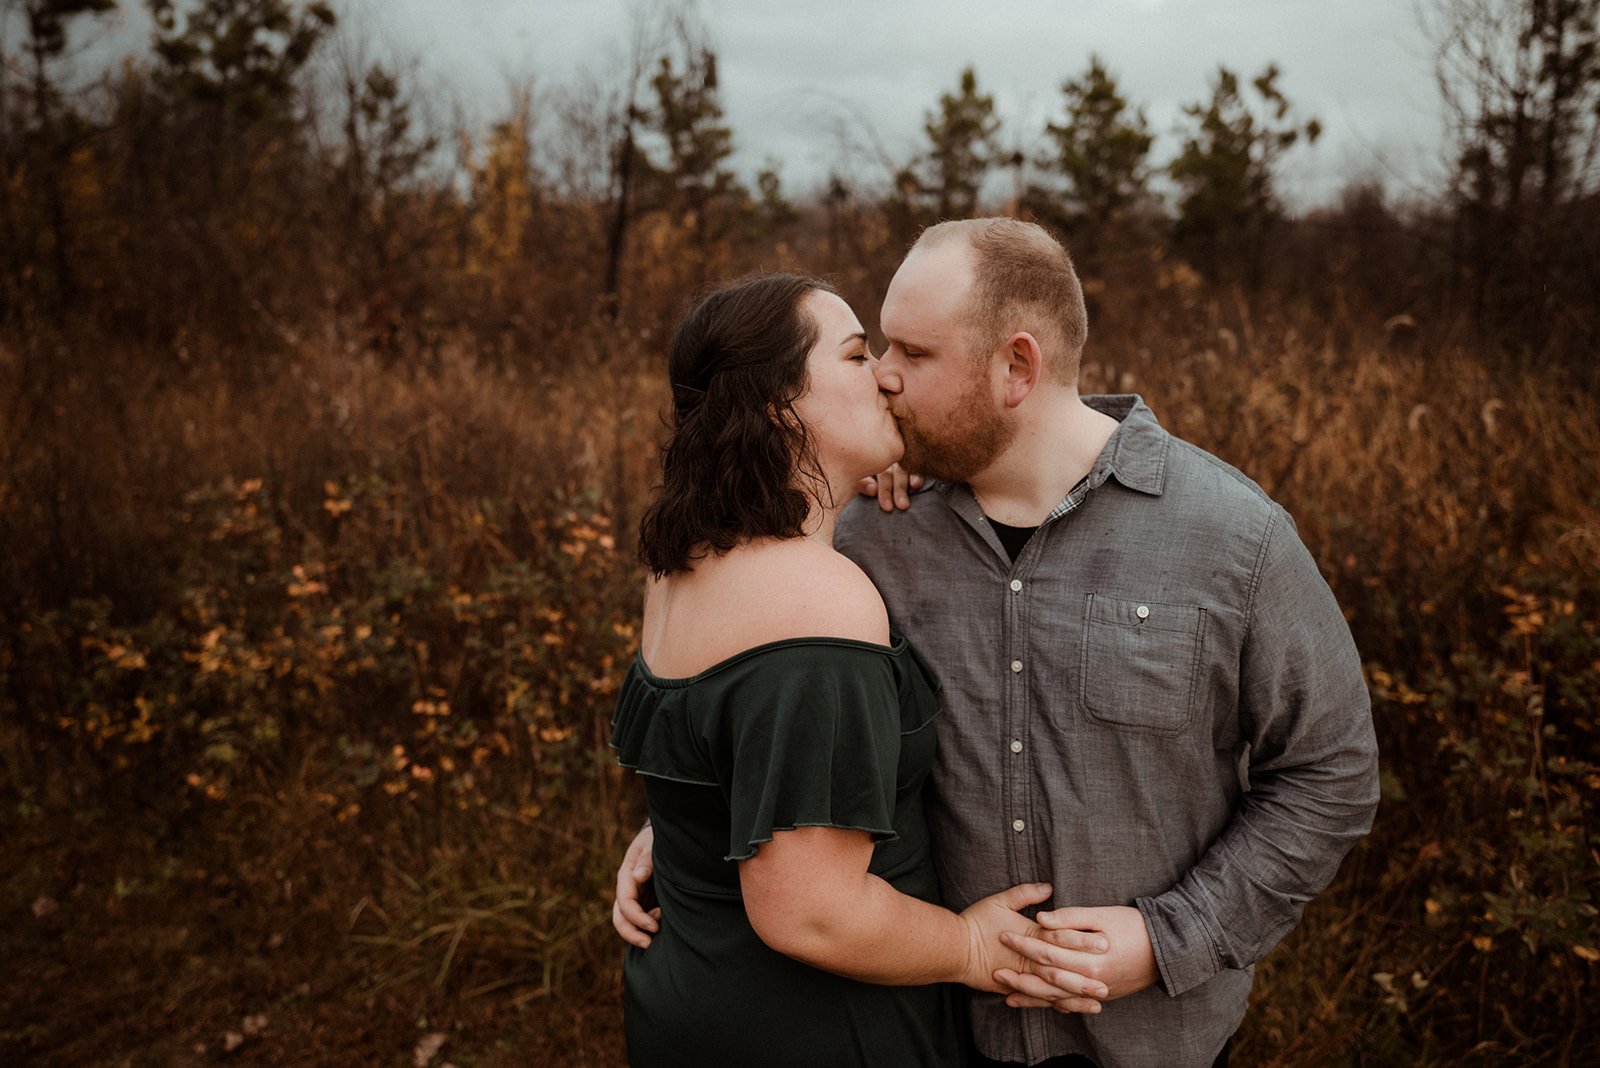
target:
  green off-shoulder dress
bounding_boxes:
[610,633,967,1068]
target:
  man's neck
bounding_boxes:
[968,391,1119,526]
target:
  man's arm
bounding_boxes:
[1001,506,1379,1003]
[1139,506,1378,994]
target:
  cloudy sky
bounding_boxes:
[75,0,1452,210]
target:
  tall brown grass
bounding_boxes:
[2,276,1597,1063]
[3,14,1595,1060]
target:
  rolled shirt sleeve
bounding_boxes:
[1136,505,1380,996]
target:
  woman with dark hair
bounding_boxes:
[611,273,1064,1066]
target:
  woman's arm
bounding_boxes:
[740,825,1108,1005]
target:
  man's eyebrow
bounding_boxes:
[881,323,934,351]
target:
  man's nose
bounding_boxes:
[872,356,902,393]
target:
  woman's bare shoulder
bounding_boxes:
[640,542,890,676]
[756,543,889,646]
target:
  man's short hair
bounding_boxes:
[915,218,1088,384]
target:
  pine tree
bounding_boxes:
[1427,0,1600,350]
[920,66,999,218]
[1168,64,1320,285]
[1030,55,1153,258]
[646,46,739,249]
[1,0,118,311]
[149,0,335,120]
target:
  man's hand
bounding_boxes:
[993,905,1159,1011]
[611,823,660,949]
[962,888,1111,1014]
[857,463,924,512]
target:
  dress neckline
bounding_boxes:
[634,633,909,689]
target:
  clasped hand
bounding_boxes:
[958,884,1110,1014]
[992,905,1160,1011]
[610,828,1142,1015]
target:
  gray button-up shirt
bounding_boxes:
[835,395,1379,1068]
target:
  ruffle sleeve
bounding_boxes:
[612,666,717,786]
[710,649,903,862]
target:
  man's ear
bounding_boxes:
[1001,332,1043,408]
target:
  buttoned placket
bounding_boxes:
[1001,533,1035,886]
[984,476,1099,1067]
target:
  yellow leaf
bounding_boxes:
[1472,935,1494,952]
[1573,945,1600,962]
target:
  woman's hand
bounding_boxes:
[959,886,1111,1013]
[994,905,1157,1011]
[612,823,660,949]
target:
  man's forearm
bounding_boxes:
[1136,753,1377,994]
[1139,507,1379,996]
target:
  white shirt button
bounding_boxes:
[1136,604,1150,619]
[1012,819,1026,833]
[1010,739,1023,754]
[1009,579,1022,592]
[1010,659,1023,673]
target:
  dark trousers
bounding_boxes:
[970,1037,1231,1068]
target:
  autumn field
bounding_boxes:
[4,2,1600,1065]
[5,286,1597,1066]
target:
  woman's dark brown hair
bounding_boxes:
[638,272,837,576]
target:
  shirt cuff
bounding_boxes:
[1136,891,1223,997]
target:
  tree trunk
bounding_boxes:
[601,110,637,322]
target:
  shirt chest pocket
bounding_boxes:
[1078,594,1208,736]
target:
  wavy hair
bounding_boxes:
[638,272,837,576]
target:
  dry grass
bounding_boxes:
[2,289,1596,1065]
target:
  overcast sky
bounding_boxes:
[71,0,1451,211]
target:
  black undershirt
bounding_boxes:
[983,475,1089,563]
[987,518,1038,563]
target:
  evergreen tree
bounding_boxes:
[920,66,999,218]
[1,0,118,312]
[645,46,739,248]
[1168,64,1320,285]
[1029,55,1153,258]
[135,0,338,343]
[1427,0,1600,351]
[753,160,797,233]
[149,0,335,120]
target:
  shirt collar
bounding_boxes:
[1084,393,1168,497]
[931,393,1168,524]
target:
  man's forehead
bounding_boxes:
[896,238,973,285]
[883,248,972,342]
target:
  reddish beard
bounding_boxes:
[891,370,1016,483]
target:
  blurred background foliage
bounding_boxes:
[1,0,1596,1063]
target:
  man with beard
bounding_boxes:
[615,218,1379,1068]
